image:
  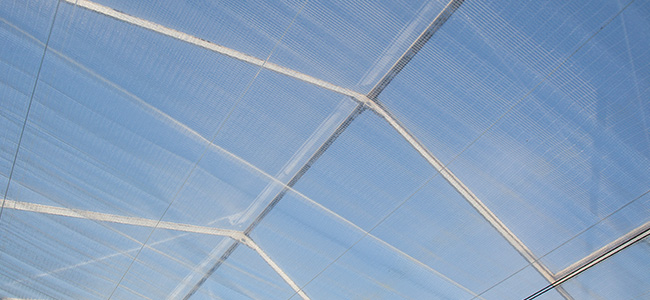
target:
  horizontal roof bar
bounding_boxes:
[3,199,240,238]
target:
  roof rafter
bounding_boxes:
[63,0,363,99]
[2,199,240,238]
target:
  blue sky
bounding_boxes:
[1,0,649,299]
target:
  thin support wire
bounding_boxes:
[0,0,62,221]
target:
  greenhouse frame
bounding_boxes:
[1,0,649,299]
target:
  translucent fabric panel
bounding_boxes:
[292,111,433,230]
[249,187,477,299]
[0,0,57,42]
[91,0,304,59]
[379,0,634,164]
[108,230,230,300]
[160,138,278,229]
[477,264,564,300]
[48,2,259,140]
[0,209,151,299]
[0,1,56,182]
[270,0,448,92]
[480,193,649,299]
[249,188,367,293]
[5,2,260,221]
[540,192,650,273]
[448,0,650,271]
[288,234,475,299]
[192,242,297,300]
[163,70,358,229]
[212,69,358,177]
[557,237,650,300]
[369,175,546,296]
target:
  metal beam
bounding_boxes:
[2,199,240,238]
[237,234,311,300]
[360,98,573,299]
[62,0,365,100]
[362,97,558,281]
[525,221,650,299]
[352,0,570,297]
[0,20,473,296]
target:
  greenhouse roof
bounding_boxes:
[1,0,649,299]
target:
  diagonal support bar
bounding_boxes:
[236,234,311,300]
[358,97,574,299]
[62,0,363,100]
[353,0,570,297]
[179,103,365,299]
[2,199,240,238]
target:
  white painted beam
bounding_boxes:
[363,97,578,299]
[62,0,363,99]
[2,199,240,238]
[235,234,311,300]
